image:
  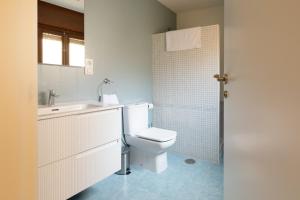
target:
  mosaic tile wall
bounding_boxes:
[152,25,221,163]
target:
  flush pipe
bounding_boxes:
[121,108,130,147]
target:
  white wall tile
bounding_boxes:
[152,25,220,163]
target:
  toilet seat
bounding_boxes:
[135,127,176,142]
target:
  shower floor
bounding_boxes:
[69,153,223,200]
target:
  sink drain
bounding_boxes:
[185,159,196,165]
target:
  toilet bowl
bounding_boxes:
[123,103,177,173]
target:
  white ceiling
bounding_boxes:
[41,0,84,13]
[40,0,223,15]
[157,0,223,13]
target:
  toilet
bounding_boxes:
[123,103,177,173]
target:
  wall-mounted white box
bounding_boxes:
[85,59,94,75]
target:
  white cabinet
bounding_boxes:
[38,108,122,200]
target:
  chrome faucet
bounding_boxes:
[48,89,59,106]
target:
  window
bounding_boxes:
[38,25,85,67]
[42,33,63,65]
[69,38,85,67]
[38,1,84,67]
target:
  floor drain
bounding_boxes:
[185,159,196,165]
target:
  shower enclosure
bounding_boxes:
[152,25,221,163]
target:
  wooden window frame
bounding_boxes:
[38,23,84,66]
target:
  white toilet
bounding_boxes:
[123,103,177,173]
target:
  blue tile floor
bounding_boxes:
[69,153,223,200]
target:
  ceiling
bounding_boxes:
[41,0,84,13]
[40,0,223,15]
[157,0,223,13]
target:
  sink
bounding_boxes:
[38,103,102,116]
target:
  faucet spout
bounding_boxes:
[48,89,59,106]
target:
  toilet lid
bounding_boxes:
[136,127,177,142]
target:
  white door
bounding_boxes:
[224,1,300,200]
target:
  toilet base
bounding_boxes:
[130,146,168,173]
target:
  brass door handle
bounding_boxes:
[224,91,229,98]
[214,74,228,84]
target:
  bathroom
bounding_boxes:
[37,0,223,199]
[3,0,300,200]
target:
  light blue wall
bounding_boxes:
[38,0,176,105]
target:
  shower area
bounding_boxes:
[152,25,222,164]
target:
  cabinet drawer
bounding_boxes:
[75,109,122,154]
[74,140,121,193]
[38,140,121,200]
[38,157,75,200]
[38,108,122,167]
[38,116,77,167]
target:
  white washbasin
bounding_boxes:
[38,103,103,116]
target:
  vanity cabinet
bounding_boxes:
[38,108,122,200]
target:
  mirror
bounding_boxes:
[38,0,85,67]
